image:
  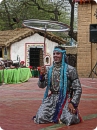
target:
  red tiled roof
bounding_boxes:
[74,0,91,2]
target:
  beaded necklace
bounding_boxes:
[43,48,67,102]
[52,63,61,91]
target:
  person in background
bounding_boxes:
[0,60,5,70]
[20,61,25,68]
[0,60,5,85]
[33,46,82,126]
[37,66,41,75]
[34,67,39,78]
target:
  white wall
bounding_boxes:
[45,38,58,65]
[10,33,58,66]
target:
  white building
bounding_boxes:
[0,28,67,67]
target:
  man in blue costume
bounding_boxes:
[33,46,82,126]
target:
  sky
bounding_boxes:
[0,0,2,3]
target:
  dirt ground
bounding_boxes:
[0,78,97,130]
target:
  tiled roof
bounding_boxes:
[0,27,67,47]
[74,0,93,2]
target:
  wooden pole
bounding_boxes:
[43,24,47,66]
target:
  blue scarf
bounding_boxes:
[43,48,67,122]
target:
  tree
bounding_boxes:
[68,0,77,41]
[0,0,77,41]
[0,0,69,30]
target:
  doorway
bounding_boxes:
[29,48,43,67]
[0,48,2,58]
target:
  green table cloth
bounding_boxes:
[31,70,40,77]
[0,68,32,84]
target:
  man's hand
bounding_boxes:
[40,66,46,75]
[68,103,76,114]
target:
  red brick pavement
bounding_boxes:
[0,78,97,130]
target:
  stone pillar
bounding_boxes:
[77,4,92,77]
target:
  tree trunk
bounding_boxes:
[69,0,77,41]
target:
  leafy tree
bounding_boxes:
[0,0,77,41]
[0,0,69,30]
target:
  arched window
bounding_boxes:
[46,57,49,64]
[44,55,51,66]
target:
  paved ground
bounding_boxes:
[0,78,97,130]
